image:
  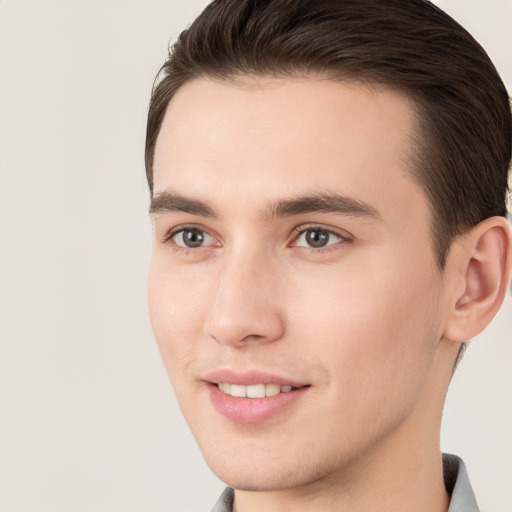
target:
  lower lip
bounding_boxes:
[207,383,308,423]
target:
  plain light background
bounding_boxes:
[0,1,510,511]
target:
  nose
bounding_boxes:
[204,250,286,347]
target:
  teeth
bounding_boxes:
[218,382,231,394]
[230,384,247,398]
[265,383,281,396]
[217,383,296,398]
[246,384,265,398]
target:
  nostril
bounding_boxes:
[205,304,285,347]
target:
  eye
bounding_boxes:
[171,228,215,248]
[294,228,344,249]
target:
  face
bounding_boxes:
[148,77,449,491]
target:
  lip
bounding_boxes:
[204,370,310,423]
[203,370,309,388]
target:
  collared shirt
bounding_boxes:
[210,453,479,512]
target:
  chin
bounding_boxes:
[200,441,343,492]
[210,464,310,492]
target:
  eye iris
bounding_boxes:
[305,229,329,248]
[183,229,204,248]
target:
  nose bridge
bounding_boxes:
[205,245,284,346]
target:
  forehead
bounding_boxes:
[152,76,427,227]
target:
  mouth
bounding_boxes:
[204,371,310,423]
[216,382,297,398]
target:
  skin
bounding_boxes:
[148,77,510,512]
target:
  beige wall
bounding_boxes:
[0,1,510,510]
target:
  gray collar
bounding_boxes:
[210,486,234,512]
[210,454,479,512]
[444,453,479,512]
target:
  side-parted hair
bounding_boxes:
[145,0,511,269]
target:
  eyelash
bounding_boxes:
[291,224,352,252]
[162,224,218,255]
[162,224,352,254]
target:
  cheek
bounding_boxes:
[147,258,210,381]
[288,257,442,395]
[284,262,442,452]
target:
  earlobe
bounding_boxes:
[443,216,512,343]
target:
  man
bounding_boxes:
[145,1,512,510]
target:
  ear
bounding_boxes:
[443,216,512,343]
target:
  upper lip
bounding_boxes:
[203,370,309,388]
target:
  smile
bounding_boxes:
[208,380,309,423]
[217,382,295,398]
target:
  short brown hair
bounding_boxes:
[145,0,511,268]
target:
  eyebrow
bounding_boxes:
[149,190,381,220]
[150,191,217,217]
[266,193,381,220]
